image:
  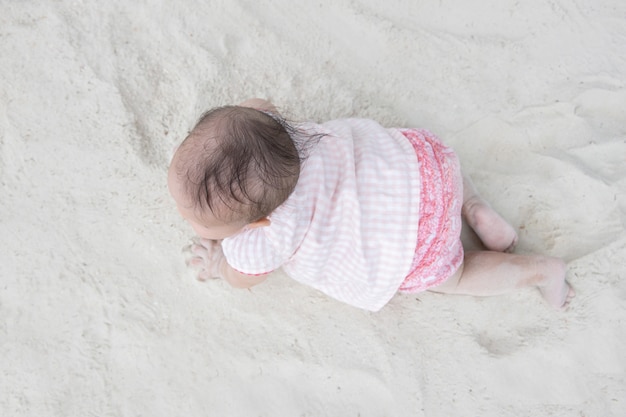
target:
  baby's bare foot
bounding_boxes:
[463,196,519,252]
[537,258,575,308]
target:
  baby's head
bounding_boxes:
[168,106,300,239]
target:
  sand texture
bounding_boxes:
[1,0,625,416]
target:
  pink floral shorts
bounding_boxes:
[398,129,464,293]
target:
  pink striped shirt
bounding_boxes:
[222,118,420,311]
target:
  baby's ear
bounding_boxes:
[247,217,271,229]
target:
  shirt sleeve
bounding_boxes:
[220,228,284,275]
[220,160,306,276]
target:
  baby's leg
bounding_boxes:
[432,252,575,308]
[462,176,519,252]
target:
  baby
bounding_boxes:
[168,98,574,311]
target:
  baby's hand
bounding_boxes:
[183,237,224,281]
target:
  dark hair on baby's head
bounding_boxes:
[173,106,301,223]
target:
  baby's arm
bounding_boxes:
[218,259,270,289]
[238,98,277,113]
[187,238,269,289]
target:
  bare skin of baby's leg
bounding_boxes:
[433,251,574,307]
[461,177,519,252]
[431,176,575,308]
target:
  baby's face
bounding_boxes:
[168,169,247,240]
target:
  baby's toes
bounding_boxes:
[504,235,519,253]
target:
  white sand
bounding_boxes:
[1,0,625,415]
